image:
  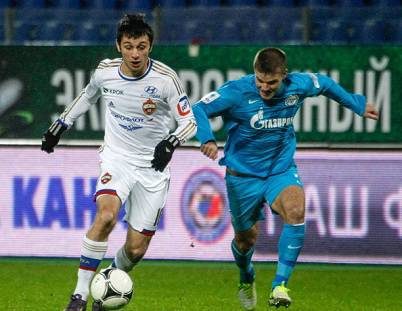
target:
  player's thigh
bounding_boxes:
[265,166,305,220]
[95,158,131,205]
[96,194,121,217]
[225,174,266,232]
[272,185,305,211]
[124,179,168,235]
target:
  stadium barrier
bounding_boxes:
[2,146,402,264]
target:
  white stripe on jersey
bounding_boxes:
[152,60,185,94]
[60,90,85,123]
[97,59,122,70]
[175,119,197,143]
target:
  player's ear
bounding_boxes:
[116,40,121,53]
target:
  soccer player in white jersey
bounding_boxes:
[41,14,197,311]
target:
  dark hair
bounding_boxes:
[253,47,287,74]
[116,13,154,46]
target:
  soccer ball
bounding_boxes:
[90,268,134,310]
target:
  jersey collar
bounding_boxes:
[118,58,153,81]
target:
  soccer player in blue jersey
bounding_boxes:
[192,47,378,310]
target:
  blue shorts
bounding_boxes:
[225,166,303,232]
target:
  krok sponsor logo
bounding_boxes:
[103,87,123,95]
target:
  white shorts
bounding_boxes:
[95,153,170,235]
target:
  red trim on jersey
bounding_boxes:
[141,229,155,236]
[93,189,118,202]
[79,266,97,272]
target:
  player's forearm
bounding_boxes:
[59,90,98,126]
[171,118,197,144]
[192,104,216,144]
[319,75,366,116]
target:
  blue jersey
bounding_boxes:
[193,73,366,178]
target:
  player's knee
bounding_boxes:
[285,204,305,223]
[235,235,257,252]
[96,208,118,232]
[236,241,252,253]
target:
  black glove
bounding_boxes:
[151,135,180,172]
[41,119,68,154]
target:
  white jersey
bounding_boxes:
[59,58,197,166]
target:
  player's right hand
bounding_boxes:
[41,119,68,153]
[200,140,218,160]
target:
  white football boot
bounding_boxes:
[238,282,257,310]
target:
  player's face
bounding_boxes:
[255,70,286,100]
[117,34,152,77]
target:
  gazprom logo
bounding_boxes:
[144,85,158,95]
[250,108,294,129]
[181,169,230,243]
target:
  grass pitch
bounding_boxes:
[0,258,400,311]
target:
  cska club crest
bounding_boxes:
[101,172,112,184]
[142,98,157,115]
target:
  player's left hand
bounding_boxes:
[364,103,379,120]
[151,135,180,172]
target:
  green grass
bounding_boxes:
[0,258,401,311]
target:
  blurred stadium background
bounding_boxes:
[0,1,401,310]
[0,0,401,44]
